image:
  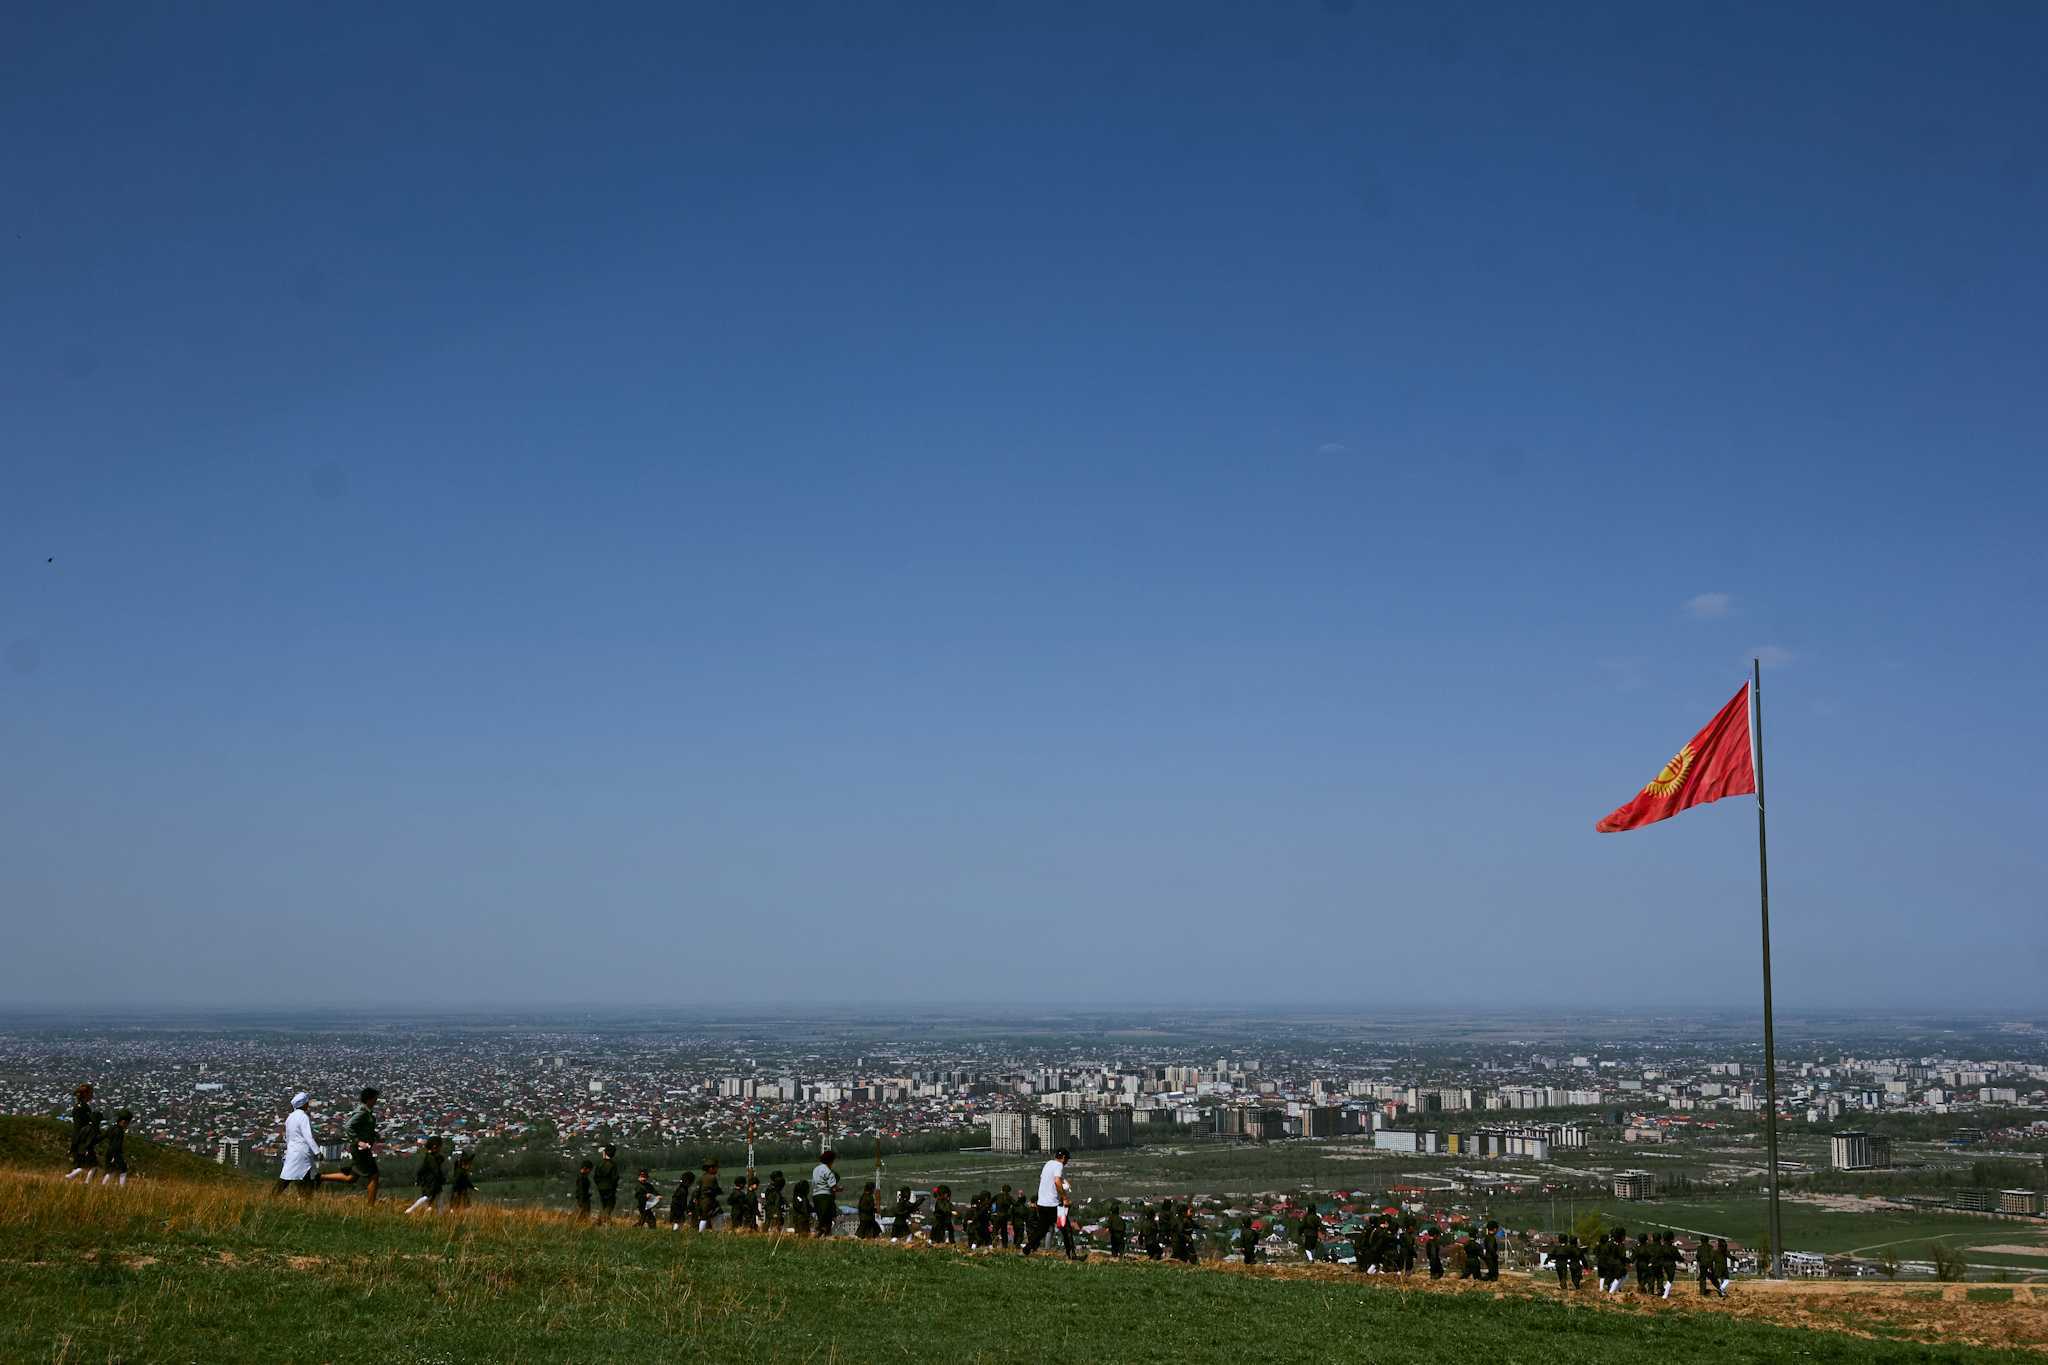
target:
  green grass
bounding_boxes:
[0,1170,2038,1365]
[1966,1287,2015,1303]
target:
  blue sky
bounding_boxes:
[4,2,2043,1009]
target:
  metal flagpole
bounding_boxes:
[747,1117,756,1185]
[1753,657,1785,1278]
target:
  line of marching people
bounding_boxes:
[1544,1229,1733,1298]
[586,1147,1099,1259]
[59,1084,134,1187]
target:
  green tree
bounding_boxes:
[1876,1246,1900,1279]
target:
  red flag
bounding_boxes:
[1596,684,1756,832]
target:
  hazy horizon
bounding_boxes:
[6,3,2044,1013]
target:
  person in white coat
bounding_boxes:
[275,1092,320,1196]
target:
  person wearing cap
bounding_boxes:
[335,1087,382,1202]
[1296,1201,1320,1263]
[449,1151,477,1210]
[1020,1146,1069,1255]
[100,1110,134,1187]
[62,1083,103,1181]
[405,1136,447,1214]
[276,1092,320,1196]
[593,1144,620,1220]
[888,1185,920,1242]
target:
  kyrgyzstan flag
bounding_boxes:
[1596,684,1756,833]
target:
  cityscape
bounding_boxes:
[7,1007,2044,1277]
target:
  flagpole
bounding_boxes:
[1753,657,1784,1279]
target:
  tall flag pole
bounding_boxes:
[747,1117,756,1186]
[1597,671,1783,1277]
[1752,658,1784,1277]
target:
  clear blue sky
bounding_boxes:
[4,2,2043,1010]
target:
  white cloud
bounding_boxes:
[1684,592,1734,619]
[1316,441,1350,456]
[1751,644,1796,668]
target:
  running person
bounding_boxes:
[62,1084,103,1181]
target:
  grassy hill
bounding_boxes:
[0,1114,247,1184]
[4,1168,2042,1364]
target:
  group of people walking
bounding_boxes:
[61,1082,1737,1296]
[1552,1228,1732,1298]
[59,1084,134,1186]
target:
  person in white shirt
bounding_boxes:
[1021,1147,1069,1255]
[274,1092,319,1196]
[810,1150,840,1237]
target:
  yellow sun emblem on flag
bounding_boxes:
[1643,744,1696,798]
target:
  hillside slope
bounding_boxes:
[0,1114,246,1184]
[1,1170,2040,1364]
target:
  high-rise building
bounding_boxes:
[1030,1113,1074,1155]
[991,1112,1030,1154]
[1829,1132,1892,1170]
[1611,1171,1652,1200]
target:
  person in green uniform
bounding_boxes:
[993,1185,1014,1249]
[1239,1216,1259,1265]
[1139,1202,1160,1260]
[1400,1219,1419,1275]
[405,1136,446,1215]
[695,1160,723,1231]
[1105,1201,1126,1257]
[333,1089,382,1202]
[1695,1235,1713,1295]
[1426,1227,1445,1278]
[592,1144,620,1220]
[743,1175,763,1228]
[1297,1203,1321,1263]
[790,1178,812,1236]
[961,1191,980,1250]
[1712,1238,1731,1297]
[889,1185,920,1241]
[669,1171,695,1230]
[1173,1203,1198,1264]
[763,1171,786,1230]
[1633,1233,1654,1294]
[449,1152,476,1210]
[966,1190,989,1249]
[856,1182,882,1238]
[1600,1230,1628,1293]
[728,1172,752,1229]
[929,1185,955,1244]
[63,1083,104,1181]
[1373,1219,1397,1274]
[99,1110,133,1187]
[574,1160,593,1219]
